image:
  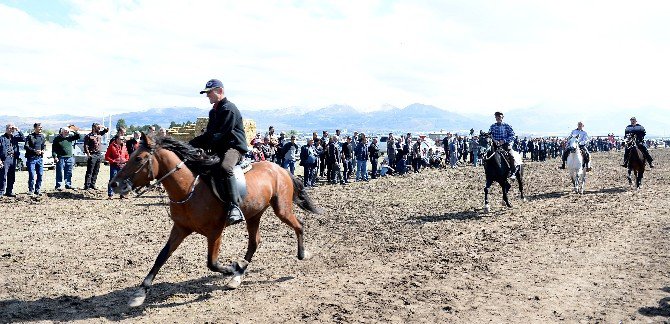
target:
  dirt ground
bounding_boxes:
[1,149,669,323]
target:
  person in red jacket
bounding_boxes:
[105,135,129,199]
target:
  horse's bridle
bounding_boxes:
[123,147,198,203]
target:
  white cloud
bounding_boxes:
[0,0,669,117]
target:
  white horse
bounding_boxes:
[566,135,586,194]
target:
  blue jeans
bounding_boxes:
[27,157,43,193]
[108,164,121,197]
[0,156,16,195]
[282,159,295,175]
[55,156,74,188]
[356,160,368,181]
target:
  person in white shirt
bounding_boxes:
[559,121,591,171]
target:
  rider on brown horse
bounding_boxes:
[559,121,591,171]
[622,117,654,168]
[489,111,517,179]
[190,79,249,226]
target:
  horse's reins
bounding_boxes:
[126,147,200,204]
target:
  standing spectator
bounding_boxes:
[158,128,167,137]
[327,135,345,185]
[281,135,299,175]
[105,135,129,199]
[126,131,141,156]
[386,133,396,168]
[267,126,279,163]
[260,136,273,161]
[52,125,81,190]
[276,131,287,166]
[0,124,25,197]
[411,138,422,173]
[24,123,46,195]
[354,134,369,181]
[300,138,319,187]
[83,122,109,190]
[470,135,481,167]
[147,126,156,136]
[319,130,329,178]
[341,136,354,183]
[448,134,458,168]
[369,137,380,179]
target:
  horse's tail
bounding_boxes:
[290,174,322,214]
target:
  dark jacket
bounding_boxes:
[24,133,46,159]
[52,132,81,158]
[354,142,368,161]
[83,129,109,155]
[190,97,248,154]
[625,124,646,143]
[327,142,341,164]
[0,132,24,160]
[368,142,380,160]
[342,142,353,160]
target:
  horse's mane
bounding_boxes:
[152,136,221,175]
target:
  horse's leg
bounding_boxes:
[129,224,192,307]
[516,166,525,201]
[627,169,633,186]
[271,195,310,260]
[502,181,512,208]
[206,231,237,276]
[637,169,644,189]
[243,212,263,262]
[483,178,492,213]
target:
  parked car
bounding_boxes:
[16,147,56,171]
[73,140,109,166]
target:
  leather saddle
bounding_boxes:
[208,158,253,203]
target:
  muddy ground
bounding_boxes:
[1,149,669,323]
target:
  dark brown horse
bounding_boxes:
[625,135,646,189]
[109,134,321,307]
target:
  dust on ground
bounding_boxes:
[1,149,669,323]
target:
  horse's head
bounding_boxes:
[109,132,160,195]
[567,135,579,152]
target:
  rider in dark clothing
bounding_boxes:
[622,117,653,168]
[190,79,249,226]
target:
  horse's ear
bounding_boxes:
[141,131,154,147]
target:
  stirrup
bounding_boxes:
[226,204,245,226]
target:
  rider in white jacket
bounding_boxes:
[559,121,591,171]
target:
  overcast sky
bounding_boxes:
[1,0,669,117]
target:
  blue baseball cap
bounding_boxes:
[199,79,223,94]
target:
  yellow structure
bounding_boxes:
[168,117,256,145]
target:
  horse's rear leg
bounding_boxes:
[130,224,192,307]
[502,181,512,208]
[271,196,309,260]
[516,166,525,201]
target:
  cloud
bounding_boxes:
[0,0,669,117]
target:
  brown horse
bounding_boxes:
[625,135,646,189]
[109,133,321,307]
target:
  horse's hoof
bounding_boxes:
[522,198,527,202]
[483,205,490,213]
[226,273,244,289]
[299,250,312,261]
[128,288,147,307]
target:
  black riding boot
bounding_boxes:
[223,176,245,226]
